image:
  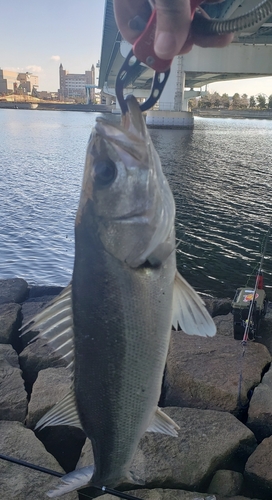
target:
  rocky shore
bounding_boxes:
[1,278,272,500]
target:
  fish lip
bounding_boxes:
[98,209,148,222]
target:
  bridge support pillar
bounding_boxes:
[146,56,194,128]
[146,110,193,128]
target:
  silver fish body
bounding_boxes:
[72,95,176,486]
[22,95,215,498]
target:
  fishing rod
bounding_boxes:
[0,453,143,500]
[242,218,272,344]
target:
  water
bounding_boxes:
[1,109,272,298]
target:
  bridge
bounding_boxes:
[99,0,272,127]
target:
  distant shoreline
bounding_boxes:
[194,108,272,120]
[0,101,112,113]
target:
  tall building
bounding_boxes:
[59,64,95,100]
[0,69,39,95]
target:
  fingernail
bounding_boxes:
[155,32,177,58]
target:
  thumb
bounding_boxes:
[154,0,192,59]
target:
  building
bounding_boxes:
[0,69,39,95]
[59,64,95,100]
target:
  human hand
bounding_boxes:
[113,0,233,60]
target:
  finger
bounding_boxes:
[154,0,192,59]
[113,0,151,44]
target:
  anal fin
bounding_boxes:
[35,391,82,431]
[146,407,180,437]
[47,466,94,498]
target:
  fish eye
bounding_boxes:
[93,159,117,188]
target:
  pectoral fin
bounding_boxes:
[172,271,216,337]
[47,466,94,498]
[146,407,180,437]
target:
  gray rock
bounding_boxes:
[99,490,259,500]
[131,408,255,491]
[0,278,28,305]
[207,470,243,496]
[0,302,21,346]
[76,437,93,469]
[0,420,78,500]
[19,338,68,387]
[162,332,271,415]
[78,409,255,495]
[202,297,232,318]
[26,367,71,428]
[245,435,272,499]
[247,367,272,442]
[26,368,85,472]
[28,285,64,299]
[0,344,28,422]
[214,313,233,337]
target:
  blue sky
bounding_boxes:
[1,0,272,97]
[1,0,105,91]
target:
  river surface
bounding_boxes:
[1,109,272,298]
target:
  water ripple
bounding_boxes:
[1,111,272,297]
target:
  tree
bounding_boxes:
[240,94,249,109]
[232,93,241,109]
[188,97,197,110]
[249,96,256,108]
[256,94,266,109]
[211,91,221,107]
[268,95,272,109]
[198,93,212,108]
[221,93,230,108]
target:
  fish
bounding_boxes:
[21,95,216,498]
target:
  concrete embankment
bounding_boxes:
[194,109,272,120]
[0,101,112,113]
[1,278,272,499]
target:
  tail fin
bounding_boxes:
[46,466,94,498]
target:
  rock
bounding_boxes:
[245,436,272,499]
[98,489,259,500]
[0,344,28,422]
[0,420,78,500]
[207,470,243,496]
[247,367,272,442]
[203,297,232,318]
[28,285,64,299]
[131,408,255,491]
[78,408,255,496]
[26,367,71,428]
[0,278,28,305]
[162,332,271,415]
[0,302,22,350]
[19,338,68,388]
[214,313,233,337]
[76,437,94,469]
[26,367,85,472]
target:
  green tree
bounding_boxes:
[256,94,266,109]
[198,93,212,108]
[268,95,272,109]
[249,96,256,108]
